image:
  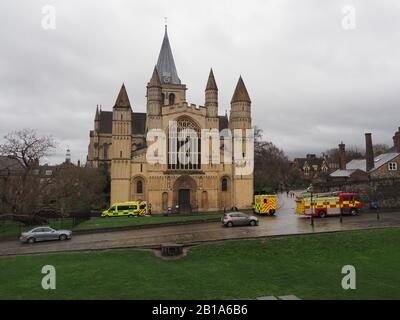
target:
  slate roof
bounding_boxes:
[156,26,181,85]
[99,111,113,134]
[330,152,400,177]
[218,115,229,131]
[132,113,147,134]
[98,111,147,135]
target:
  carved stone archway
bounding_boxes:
[173,175,197,213]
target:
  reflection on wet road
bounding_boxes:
[0,193,399,256]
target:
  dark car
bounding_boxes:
[221,212,259,227]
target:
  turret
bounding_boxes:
[229,76,252,130]
[94,105,100,132]
[205,69,218,118]
[146,67,163,131]
[110,83,132,204]
[229,76,253,212]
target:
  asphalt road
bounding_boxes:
[0,194,399,256]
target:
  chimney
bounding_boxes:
[365,133,374,172]
[338,142,346,170]
[393,127,400,153]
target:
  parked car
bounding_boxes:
[221,212,259,227]
[19,227,72,244]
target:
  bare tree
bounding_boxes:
[0,129,56,224]
[254,127,291,193]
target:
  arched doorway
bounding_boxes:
[173,175,197,214]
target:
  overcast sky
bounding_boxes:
[1,0,399,164]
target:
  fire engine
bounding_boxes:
[296,192,362,218]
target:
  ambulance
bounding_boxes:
[296,192,362,218]
[102,201,148,217]
[253,195,278,216]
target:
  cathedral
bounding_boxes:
[87,26,254,214]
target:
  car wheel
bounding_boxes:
[59,234,67,241]
[226,221,233,227]
[350,208,358,216]
[249,220,257,226]
[27,237,35,244]
[269,210,275,216]
[319,211,327,218]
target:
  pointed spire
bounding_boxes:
[156,26,181,85]
[206,68,218,91]
[114,83,131,108]
[149,66,162,87]
[95,105,100,120]
[231,76,251,104]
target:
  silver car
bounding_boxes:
[221,212,259,227]
[20,227,72,244]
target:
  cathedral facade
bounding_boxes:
[87,27,254,214]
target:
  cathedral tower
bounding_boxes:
[156,25,187,106]
[110,83,133,204]
[146,66,163,131]
[230,76,253,209]
[205,69,218,119]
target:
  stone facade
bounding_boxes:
[87,27,254,214]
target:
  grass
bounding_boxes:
[0,228,399,300]
[0,213,221,239]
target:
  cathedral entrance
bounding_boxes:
[173,175,197,214]
[178,189,191,214]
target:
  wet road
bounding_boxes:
[0,194,399,256]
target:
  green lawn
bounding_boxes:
[0,228,399,300]
[0,214,221,239]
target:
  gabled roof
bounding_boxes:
[206,69,218,91]
[346,153,400,172]
[231,76,251,104]
[156,26,181,85]
[331,152,400,177]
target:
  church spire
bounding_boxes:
[231,76,251,104]
[156,25,181,85]
[206,68,218,91]
[114,83,131,108]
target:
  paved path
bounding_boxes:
[0,194,399,256]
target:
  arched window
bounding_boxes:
[168,116,201,170]
[169,93,175,105]
[137,180,143,194]
[221,178,228,192]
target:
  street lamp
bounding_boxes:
[307,184,314,226]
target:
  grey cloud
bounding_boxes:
[0,0,399,164]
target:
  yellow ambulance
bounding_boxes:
[101,201,147,217]
[253,195,278,216]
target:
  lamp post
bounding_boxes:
[308,184,314,226]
